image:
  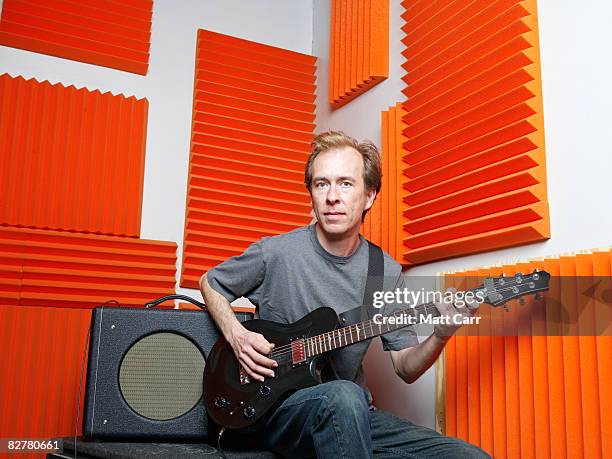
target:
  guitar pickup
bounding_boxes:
[291,337,306,366]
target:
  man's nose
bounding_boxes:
[326,184,340,203]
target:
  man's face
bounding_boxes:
[310,146,375,238]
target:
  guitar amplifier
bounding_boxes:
[82,306,252,440]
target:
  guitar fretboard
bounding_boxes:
[304,299,443,357]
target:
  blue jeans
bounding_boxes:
[260,380,491,459]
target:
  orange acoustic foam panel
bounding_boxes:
[0,226,177,309]
[440,248,611,459]
[0,73,148,237]
[328,0,389,108]
[0,305,92,457]
[0,0,152,75]
[400,0,549,266]
[361,102,406,262]
[180,29,316,289]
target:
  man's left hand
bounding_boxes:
[432,288,480,339]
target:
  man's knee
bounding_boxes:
[318,380,369,415]
[451,441,492,459]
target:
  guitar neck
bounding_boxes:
[304,298,445,358]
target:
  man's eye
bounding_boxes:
[315,182,328,189]
[341,181,352,187]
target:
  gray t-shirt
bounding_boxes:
[206,224,418,395]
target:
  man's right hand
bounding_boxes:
[228,323,278,382]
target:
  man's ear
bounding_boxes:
[364,189,376,211]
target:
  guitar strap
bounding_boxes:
[338,241,384,326]
[320,242,385,383]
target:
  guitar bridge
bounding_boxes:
[291,337,306,367]
[239,365,251,385]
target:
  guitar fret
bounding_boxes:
[300,306,433,358]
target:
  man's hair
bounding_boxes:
[304,130,382,194]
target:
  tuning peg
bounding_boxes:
[534,293,543,301]
[519,297,525,305]
[502,303,509,312]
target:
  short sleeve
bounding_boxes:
[380,274,419,351]
[205,241,266,304]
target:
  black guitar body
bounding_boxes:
[204,307,339,431]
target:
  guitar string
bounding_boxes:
[268,301,469,363]
[266,276,545,360]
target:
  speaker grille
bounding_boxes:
[119,332,205,420]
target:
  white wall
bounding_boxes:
[313,0,612,429]
[0,0,313,301]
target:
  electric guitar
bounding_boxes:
[204,270,550,431]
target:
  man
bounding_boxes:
[200,131,490,458]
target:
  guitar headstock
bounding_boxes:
[475,270,551,307]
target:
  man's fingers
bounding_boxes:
[239,354,264,382]
[239,353,271,382]
[251,333,275,355]
[230,329,277,381]
[246,347,277,375]
[465,295,481,311]
[435,297,454,315]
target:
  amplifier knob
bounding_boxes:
[259,385,272,397]
[243,406,256,419]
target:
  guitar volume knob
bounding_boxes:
[243,406,256,419]
[214,396,229,409]
[259,385,272,397]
